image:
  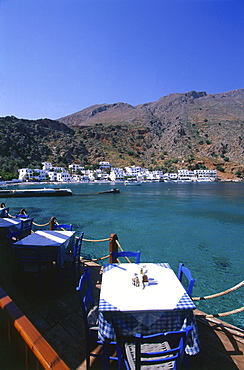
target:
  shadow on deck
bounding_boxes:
[0,243,243,370]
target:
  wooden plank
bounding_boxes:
[44,322,86,369]
[0,287,70,370]
[194,310,244,370]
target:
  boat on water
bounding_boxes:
[97,188,120,194]
[124,179,141,186]
[0,188,72,197]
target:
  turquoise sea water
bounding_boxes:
[3,181,244,329]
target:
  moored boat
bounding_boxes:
[97,188,120,194]
[0,188,72,197]
[124,179,141,186]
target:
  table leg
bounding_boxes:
[102,341,110,370]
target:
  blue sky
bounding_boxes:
[0,0,243,120]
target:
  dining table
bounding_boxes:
[13,230,76,268]
[98,262,200,367]
[0,217,23,238]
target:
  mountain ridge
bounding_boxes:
[58,89,244,128]
[1,89,244,180]
[56,89,244,180]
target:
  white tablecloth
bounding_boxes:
[98,263,200,355]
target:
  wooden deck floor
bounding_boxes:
[0,250,243,370]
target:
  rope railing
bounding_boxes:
[83,238,110,242]
[204,306,244,318]
[82,254,110,262]
[33,221,50,227]
[193,280,244,318]
[52,218,111,261]
[8,209,50,227]
[114,239,133,263]
[192,280,244,301]
[115,239,124,252]
[3,210,244,318]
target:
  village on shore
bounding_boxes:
[12,161,222,184]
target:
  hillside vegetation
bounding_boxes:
[1,89,244,180]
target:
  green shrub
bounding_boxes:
[216,165,225,172]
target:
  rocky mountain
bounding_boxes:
[1,89,244,180]
[58,89,244,179]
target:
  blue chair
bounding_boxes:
[64,232,84,282]
[0,207,9,218]
[21,218,34,238]
[53,223,73,231]
[6,229,23,249]
[14,245,61,291]
[15,214,29,219]
[76,268,118,369]
[111,251,141,264]
[15,208,29,219]
[116,326,193,370]
[177,263,195,297]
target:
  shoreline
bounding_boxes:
[3,178,243,187]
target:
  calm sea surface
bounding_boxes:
[4,181,244,329]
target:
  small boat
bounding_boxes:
[0,188,72,197]
[124,179,141,186]
[98,188,120,194]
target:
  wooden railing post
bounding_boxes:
[49,217,56,230]
[109,233,118,263]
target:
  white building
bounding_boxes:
[99,161,112,170]
[68,164,84,173]
[194,169,217,181]
[94,169,109,181]
[109,167,124,181]
[56,172,72,182]
[163,172,178,181]
[88,172,95,182]
[18,168,33,181]
[124,166,142,177]
[47,171,57,182]
[178,169,196,181]
[42,162,53,171]
[147,170,163,181]
[18,168,48,182]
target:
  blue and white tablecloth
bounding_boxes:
[0,217,22,236]
[98,263,200,355]
[13,230,76,268]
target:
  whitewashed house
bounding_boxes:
[68,164,84,173]
[109,167,124,181]
[88,171,95,182]
[99,161,112,170]
[194,169,217,181]
[147,170,163,181]
[42,162,53,171]
[56,172,72,182]
[47,171,57,182]
[72,174,82,182]
[178,169,195,181]
[163,172,178,181]
[18,168,48,182]
[94,169,109,181]
[18,168,33,181]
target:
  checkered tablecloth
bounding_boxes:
[98,263,200,355]
[13,230,76,268]
[0,217,22,236]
